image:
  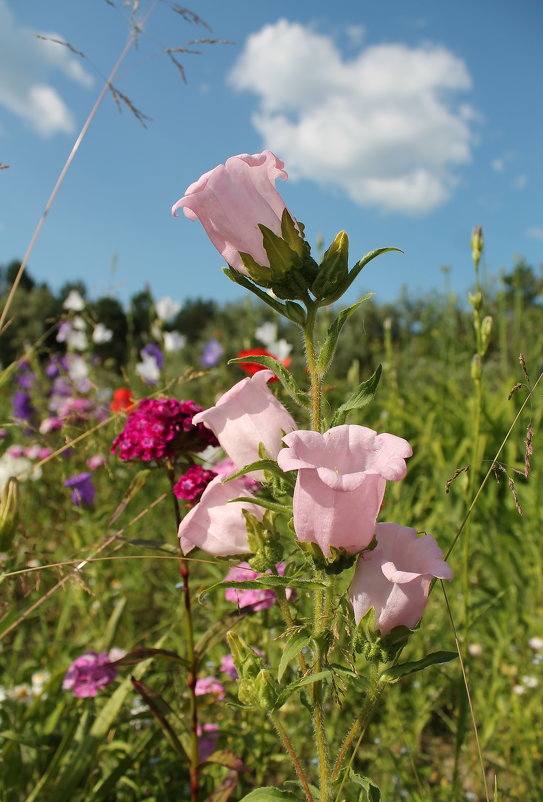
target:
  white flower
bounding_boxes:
[31,671,51,697]
[8,684,33,703]
[529,637,543,652]
[73,316,86,330]
[522,675,539,689]
[0,453,41,494]
[135,353,161,384]
[155,296,181,322]
[63,290,85,311]
[67,330,88,351]
[92,323,113,344]
[67,355,89,380]
[468,643,483,657]
[163,331,186,352]
[513,684,526,696]
[255,321,278,347]
[271,338,292,361]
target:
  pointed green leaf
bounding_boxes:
[277,628,312,681]
[239,788,302,801]
[280,209,304,257]
[380,650,458,683]
[259,223,300,279]
[316,294,373,378]
[230,496,292,515]
[347,769,382,802]
[274,670,331,710]
[229,355,311,408]
[324,247,403,305]
[109,647,189,669]
[238,252,273,284]
[331,364,382,426]
[224,459,285,482]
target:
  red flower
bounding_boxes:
[110,388,134,413]
[236,348,291,381]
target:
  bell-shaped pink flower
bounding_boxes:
[349,523,453,634]
[178,475,263,557]
[277,425,413,557]
[193,370,297,481]
[172,150,291,275]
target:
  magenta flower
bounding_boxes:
[197,723,220,761]
[64,472,96,507]
[219,653,239,680]
[172,150,292,275]
[111,398,218,462]
[173,465,217,502]
[62,651,117,698]
[194,677,225,700]
[349,523,453,634]
[193,370,297,481]
[277,425,413,557]
[224,562,292,611]
[178,475,263,557]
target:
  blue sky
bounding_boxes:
[1,0,542,309]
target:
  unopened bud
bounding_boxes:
[471,354,482,381]
[0,477,19,550]
[471,225,484,264]
[254,669,279,711]
[481,315,493,354]
[311,231,349,301]
[226,631,262,680]
[468,291,483,311]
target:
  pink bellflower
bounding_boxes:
[349,523,453,634]
[277,425,413,557]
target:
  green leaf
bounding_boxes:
[347,769,381,802]
[223,267,289,318]
[277,628,312,681]
[100,597,126,652]
[204,576,326,601]
[316,295,373,378]
[259,223,300,279]
[239,788,301,801]
[109,647,189,668]
[274,670,331,710]
[324,247,403,304]
[331,364,382,426]
[131,678,188,761]
[230,496,292,515]
[202,749,247,771]
[380,650,458,683]
[224,459,285,482]
[228,355,311,408]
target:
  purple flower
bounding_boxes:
[62,651,117,698]
[141,343,164,370]
[197,723,220,762]
[200,339,224,367]
[219,653,239,680]
[16,362,36,389]
[64,472,96,506]
[12,390,36,426]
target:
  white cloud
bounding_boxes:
[513,174,527,190]
[229,19,476,215]
[526,226,543,240]
[0,0,93,137]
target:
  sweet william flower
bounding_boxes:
[193,370,297,481]
[349,523,453,634]
[178,475,263,557]
[277,425,413,557]
[62,651,117,698]
[172,150,293,276]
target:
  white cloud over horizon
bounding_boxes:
[0,0,93,137]
[229,19,477,215]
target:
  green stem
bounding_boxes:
[331,665,383,792]
[167,463,200,802]
[312,579,331,801]
[303,302,322,431]
[270,713,316,802]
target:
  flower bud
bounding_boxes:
[0,477,19,551]
[481,315,493,355]
[471,225,484,264]
[471,354,482,381]
[254,669,279,711]
[311,231,349,301]
[468,291,483,311]
[226,631,262,680]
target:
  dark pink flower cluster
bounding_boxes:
[173,465,217,502]
[111,398,218,462]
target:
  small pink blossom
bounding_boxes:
[348,523,453,634]
[178,475,263,557]
[172,150,292,275]
[195,677,225,700]
[87,454,107,471]
[224,562,292,611]
[277,425,413,557]
[62,650,117,698]
[219,653,239,680]
[193,370,297,481]
[173,465,217,502]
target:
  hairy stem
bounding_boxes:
[270,713,316,802]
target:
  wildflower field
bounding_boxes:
[1,165,542,802]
